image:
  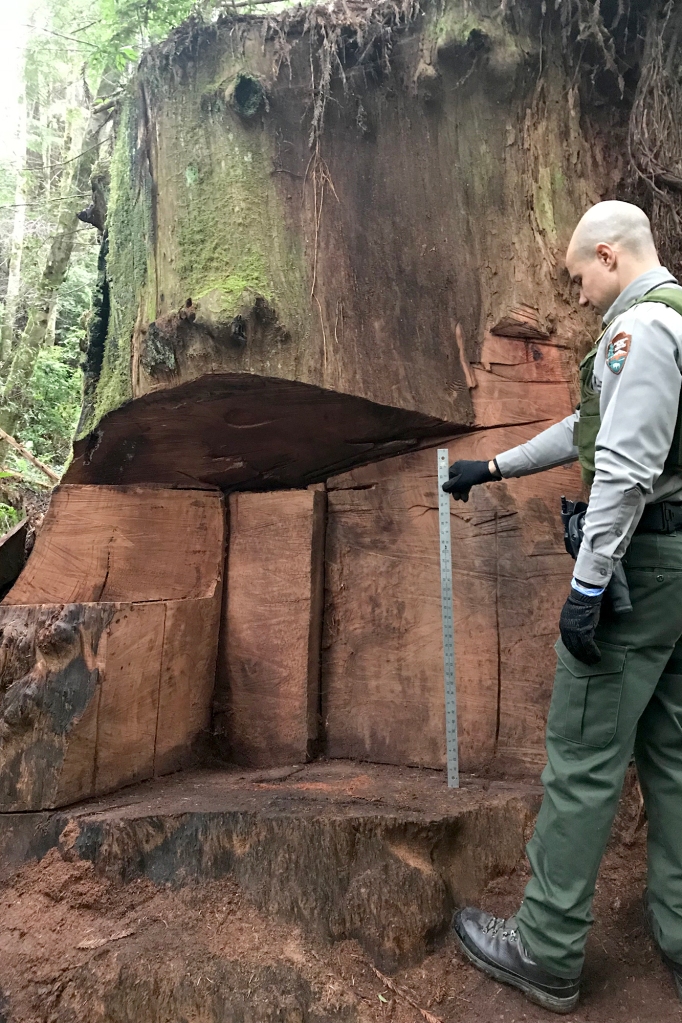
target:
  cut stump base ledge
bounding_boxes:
[0,761,541,971]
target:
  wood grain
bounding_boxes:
[154,597,222,775]
[93,603,167,795]
[6,485,224,605]
[323,449,454,770]
[0,603,111,811]
[64,375,461,492]
[215,489,326,767]
[323,418,581,773]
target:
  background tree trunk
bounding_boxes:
[0,92,28,365]
[0,92,110,455]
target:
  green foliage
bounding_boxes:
[55,245,99,346]
[171,74,307,324]
[11,334,83,471]
[3,0,300,464]
[4,251,94,475]
[0,504,21,535]
[89,0,201,75]
[78,98,146,437]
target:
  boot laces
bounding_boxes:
[484,916,519,941]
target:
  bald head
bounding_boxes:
[565,201,661,313]
[568,201,658,263]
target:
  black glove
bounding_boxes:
[559,586,603,665]
[442,459,499,502]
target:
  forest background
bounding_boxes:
[0,0,284,534]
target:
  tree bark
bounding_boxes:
[0,93,110,456]
[0,92,28,365]
[68,0,629,491]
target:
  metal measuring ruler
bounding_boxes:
[437,449,459,788]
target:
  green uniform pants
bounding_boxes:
[516,531,682,978]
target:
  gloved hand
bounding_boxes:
[442,459,499,501]
[559,584,603,665]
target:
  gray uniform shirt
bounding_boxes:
[495,267,682,587]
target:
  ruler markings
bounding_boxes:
[437,449,459,788]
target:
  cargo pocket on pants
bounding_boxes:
[548,639,627,748]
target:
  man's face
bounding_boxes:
[565,243,621,315]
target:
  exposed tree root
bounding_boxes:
[629,0,682,278]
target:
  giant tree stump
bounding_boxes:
[8,0,644,800]
[66,0,607,495]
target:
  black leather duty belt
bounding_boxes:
[637,501,682,534]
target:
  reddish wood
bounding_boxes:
[0,596,224,810]
[323,453,452,769]
[444,427,580,774]
[0,603,111,811]
[154,597,222,775]
[6,485,224,605]
[323,332,581,773]
[0,485,225,809]
[94,602,167,795]
[216,489,326,767]
[65,375,460,492]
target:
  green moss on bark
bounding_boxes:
[77,94,155,438]
[426,0,532,80]
[77,53,308,437]
[167,88,306,329]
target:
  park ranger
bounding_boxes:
[443,200,682,1014]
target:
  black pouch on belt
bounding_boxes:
[560,497,633,615]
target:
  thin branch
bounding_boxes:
[225,0,293,9]
[48,139,109,173]
[0,470,52,489]
[0,193,90,211]
[72,18,100,34]
[656,170,682,193]
[367,965,445,1023]
[0,429,60,484]
[26,25,99,47]
[93,96,121,115]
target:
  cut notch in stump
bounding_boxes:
[215,488,326,768]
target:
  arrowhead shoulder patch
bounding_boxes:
[606,331,631,375]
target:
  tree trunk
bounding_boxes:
[68,0,648,492]
[8,0,674,793]
[0,97,108,452]
[0,92,28,365]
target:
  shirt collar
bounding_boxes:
[603,267,678,326]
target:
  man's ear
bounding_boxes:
[595,242,616,268]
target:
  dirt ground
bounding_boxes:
[0,799,679,1023]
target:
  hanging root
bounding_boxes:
[628,0,682,278]
[266,0,421,149]
[557,0,626,94]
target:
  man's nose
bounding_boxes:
[579,291,589,307]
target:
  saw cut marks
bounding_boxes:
[155,597,221,775]
[5,485,224,605]
[0,486,225,809]
[94,602,167,796]
[65,375,461,492]
[215,489,326,768]
[323,433,580,774]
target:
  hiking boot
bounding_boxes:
[643,891,682,1001]
[453,907,580,1015]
